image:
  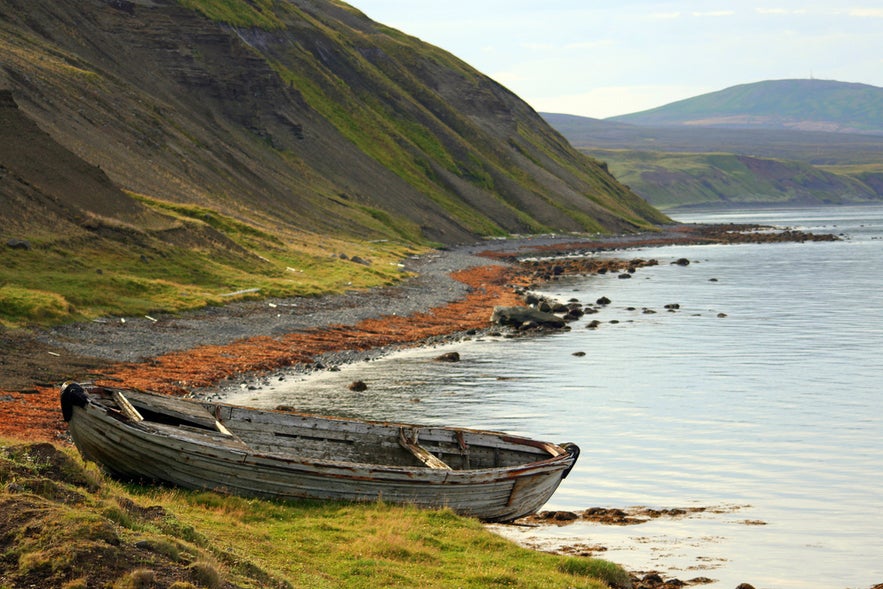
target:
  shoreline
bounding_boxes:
[0,221,852,589]
[0,223,836,442]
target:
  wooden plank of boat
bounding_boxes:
[398,427,453,470]
[139,421,252,452]
[112,390,143,422]
[121,388,236,438]
[123,389,224,430]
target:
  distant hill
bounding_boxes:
[540,113,883,166]
[608,79,883,135]
[541,79,883,210]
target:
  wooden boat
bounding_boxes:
[60,382,579,522]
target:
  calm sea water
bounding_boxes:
[225,205,883,589]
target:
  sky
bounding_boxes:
[346,1,883,118]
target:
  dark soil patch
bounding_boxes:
[0,331,111,392]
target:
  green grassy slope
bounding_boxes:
[586,149,882,210]
[0,440,627,589]
[542,112,883,166]
[0,88,417,327]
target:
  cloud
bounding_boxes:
[753,6,883,19]
[521,42,555,51]
[692,11,736,17]
[849,8,883,17]
[649,12,682,20]
[516,39,613,54]
[565,40,614,51]
[755,8,807,15]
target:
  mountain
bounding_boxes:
[0,0,669,326]
[541,80,883,210]
[608,79,883,135]
[540,113,883,166]
[0,0,665,247]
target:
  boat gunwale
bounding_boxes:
[67,384,577,479]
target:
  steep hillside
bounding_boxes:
[0,0,670,327]
[0,0,665,248]
[608,79,883,135]
[0,90,168,240]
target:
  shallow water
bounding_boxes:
[225,205,883,589]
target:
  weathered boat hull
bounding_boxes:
[61,383,578,522]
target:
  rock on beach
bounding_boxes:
[490,306,566,330]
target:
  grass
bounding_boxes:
[176,0,286,29]
[0,439,624,588]
[0,196,422,328]
[819,162,883,175]
[129,486,620,589]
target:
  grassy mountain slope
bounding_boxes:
[588,149,881,210]
[609,79,883,135]
[0,0,665,239]
[0,0,667,326]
